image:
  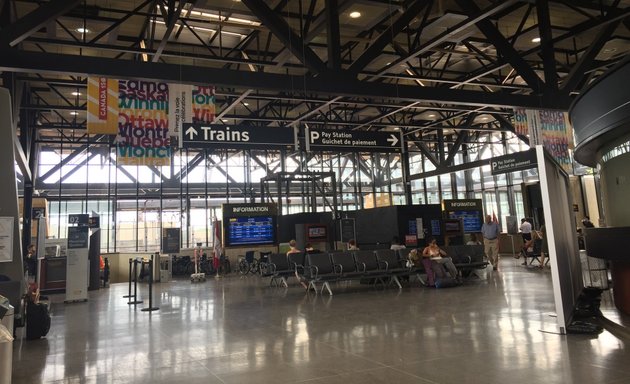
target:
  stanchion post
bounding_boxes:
[128,258,143,305]
[123,258,132,298]
[142,254,160,312]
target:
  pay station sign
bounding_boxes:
[490,149,537,175]
[305,127,404,153]
[182,123,296,150]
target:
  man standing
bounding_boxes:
[481,215,500,270]
[520,218,532,243]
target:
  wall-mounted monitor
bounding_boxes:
[442,199,484,233]
[447,210,482,233]
[226,216,276,246]
[307,225,327,241]
[444,219,463,235]
[223,203,278,247]
[430,219,441,236]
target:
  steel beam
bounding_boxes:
[0,52,573,110]
[445,131,469,166]
[348,0,429,73]
[38,145,87,181]
[0,0,81,47]
[325,0,341,70]
[456,0,545,94]
[152,0,186,62]
[561,21,621,92]
[240,0,326,73]
[536,0,558,90]
[375,1,519,78]
[416,142,440,168]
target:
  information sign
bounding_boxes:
[340,218,356,243]
[490,149,537,175]
[306,128,403,153]
[181,123,296,150]
[68,214,89,226]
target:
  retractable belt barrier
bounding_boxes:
[127,258,143,305]
[141,254,160,312]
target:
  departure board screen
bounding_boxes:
[227,216,275,246]
[447,210,483,233]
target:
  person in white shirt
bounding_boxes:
[520,218,532,242]
[390,236,406,251]
[518,218,532,259]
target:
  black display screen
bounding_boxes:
[227,216,275,246]
[447,210,482,233]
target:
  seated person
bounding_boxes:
[286,239,300,256]
[390,236,406,251]
[466,233,481,245]
[287,240,307,289]
[407,248,435,286]
[422,237,460,282]
[347,239,359,251]
[407,248,422,267]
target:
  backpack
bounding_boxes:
[26,302,51,340]
[434,277,458,288]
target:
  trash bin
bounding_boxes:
[580,250,609,289]
[160,255,172,283]
[0,304,13,335]
[0,324,13,384]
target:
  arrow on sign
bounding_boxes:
[387,134,399,146]
[186,126,198,140]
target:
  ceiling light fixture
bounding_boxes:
[349,11,361,18]
[71,91,81,96]
[70,111,79,116]
[76,27,90,34]
[427,114,436,118]
[243,102,249,106]
[139,40,149,62]
[531,37,541,43]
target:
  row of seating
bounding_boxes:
[263,246,489,295]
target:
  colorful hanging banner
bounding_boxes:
[87,77,215,166]
[512,109,574,174]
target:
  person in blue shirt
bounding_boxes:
[481,215,500,270]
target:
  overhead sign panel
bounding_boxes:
[490,149,537,175]
[306,128,403,153]
[181,123,296,150]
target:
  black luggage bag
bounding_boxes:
[26,302,51,340]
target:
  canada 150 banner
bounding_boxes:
[87,77,215,166]
[513,108,574,174]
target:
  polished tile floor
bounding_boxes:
[11,256,630,384]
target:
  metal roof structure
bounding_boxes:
[1,0,629,188]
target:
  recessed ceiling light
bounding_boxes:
[427,114,436,118]
[76,27,90,34]
[71,91,81,96]
[481,116,489,121]
[531,37,541,43]
[243,102,249,106]
[221,119,228,122]
[70,111,79,116]
[349,11,361,18]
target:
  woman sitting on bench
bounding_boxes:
[422,237,460,283]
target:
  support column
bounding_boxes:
[0,88,25,286]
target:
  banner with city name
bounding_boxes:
[513,108,574,174]
[87,77,215,166]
